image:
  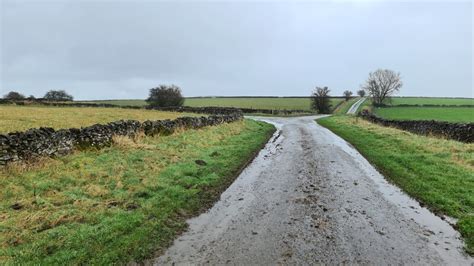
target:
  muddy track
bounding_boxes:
[154,116,472,265]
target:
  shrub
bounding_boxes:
[3,91,25,100]
[146,85,184,107]
[44,90,74,101]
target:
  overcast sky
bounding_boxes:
[1,0,472,100]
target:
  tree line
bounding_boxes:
[311,68,402,114]
[3,90,74,101]
[4,68,402,111]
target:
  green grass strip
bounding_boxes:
[0,119,275,264]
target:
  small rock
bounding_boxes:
[126,203,139,210]
[251,231,258,235]
[195,159,207,166]
[11,203,23,210]
[238,197,244,201]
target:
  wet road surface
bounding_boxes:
[347,97,366,114]
[154,116,472,265]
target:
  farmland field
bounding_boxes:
[0,119,275,264]
[374,107,474,123]
[0,106,191,133]
[317,115,474,254]
[86,97,346,111]
[387,97,473,106]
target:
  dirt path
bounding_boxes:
[154,116,472,265]
[347,97,366,114]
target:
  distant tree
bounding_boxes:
[311,86,332,114]
[361,69,402,106]
[146,85,184,107]
[44,90,74,101]
[343,90,353,101]
[357,89,366,97]
[3,91,25,100]
[27,95,36,100]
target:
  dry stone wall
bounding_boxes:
[0,100,314,115]
[0,111,242,165]
[359,110,473,143]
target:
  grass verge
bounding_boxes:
[317,116,473,254]
[0,119,275,264]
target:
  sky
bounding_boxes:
[0,0,472,100]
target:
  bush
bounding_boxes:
[3,91,25,100]
[311,86,332,114]
[44,90,74,101]
[146,85,184,107]
[357,90,366,97]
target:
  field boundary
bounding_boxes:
[359,110,473,143]
[0,109,243,165]
[379,104,474,108]
[0,100,315,115]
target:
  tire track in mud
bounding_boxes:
[153,115,472,265]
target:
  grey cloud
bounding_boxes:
[1,1,472,99]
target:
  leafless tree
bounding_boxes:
[357,89,365,97]
[343,90,353,101]
[361,69,402,105]
[3,91,25,100]
[311,86,331,114]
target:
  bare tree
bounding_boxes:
[3,91,25,100]
[361,69,402,105]
[343,90,353,101]
[311,86,331,114]
[357,89,365,97]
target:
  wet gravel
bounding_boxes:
[154,116,473,265]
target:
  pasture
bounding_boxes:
[374,107,474,123]
[387,97,473,106]
[86,97,346,111]
[0,105,190,133]
[317,115,474,254]
[0,119,275,264]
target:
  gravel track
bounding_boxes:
[154,115,472,265]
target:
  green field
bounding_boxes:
[386,97,473,106]
[374,107,474,123]
[86,97,346,112]
[0,119,275,264]
[0,106,191,134]
[317,116,474,254]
